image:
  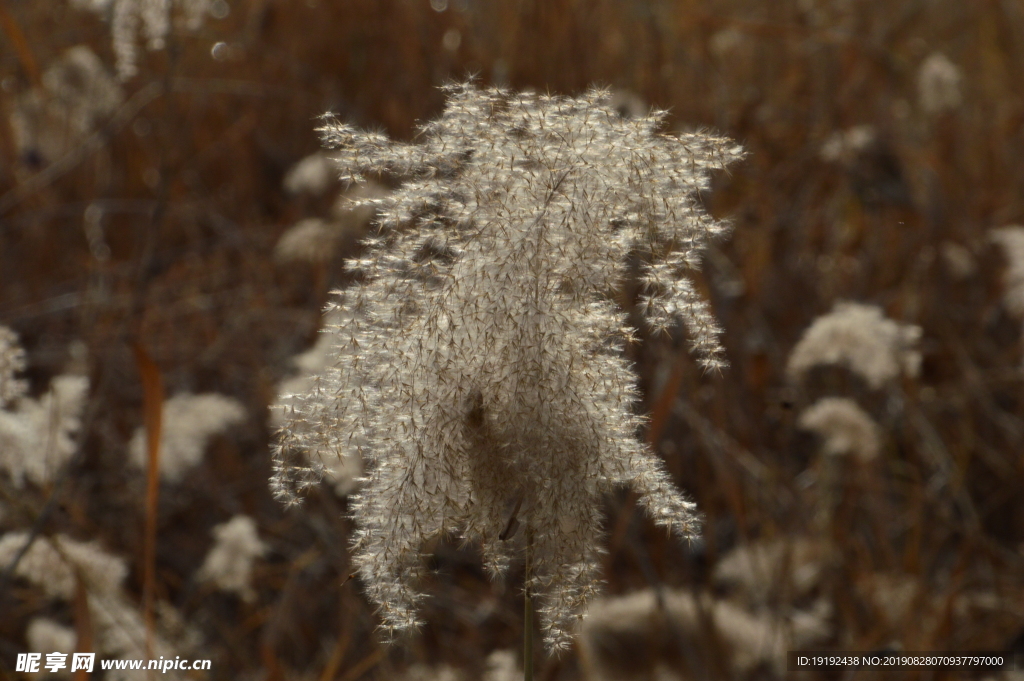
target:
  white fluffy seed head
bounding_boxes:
[799,397,881,462]
[579,589,785,680]
[274,218,339,264]
[274,82,743,650]
[197,515,267,601]
[713,537,828,605]
[0,532,128,599]
[129,392,246,482]
[9,46,123,165]
[991,226,1024,318]
[106,0,218,79]
[917,52,962,115]
[787,301,921,389]
[0,326,27,407]
[283,152,335,196]
[27,618,77,663]
[0,374,89,488]
[819,125,876,164]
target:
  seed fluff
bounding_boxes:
[273,82,744,650]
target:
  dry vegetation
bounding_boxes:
[1,1,1023,680]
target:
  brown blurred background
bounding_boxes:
[1,1,1023,679]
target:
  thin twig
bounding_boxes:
[524,525,534,681]
[0,0,40,87]
[134,343,163,663]
[72,572,94,681]
[500,493,524,541]
[338,649,385,681]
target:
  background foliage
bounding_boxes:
[1,0,1022,679]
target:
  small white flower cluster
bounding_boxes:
[0,325,27,407]
[941,240,977,280]
[395,651,521,681]
[0,374,89,488]
[820,125,876,165]
[786,301,921,390]
[785,302,922,527]
[713,537,828,605]
[917,52,962,115]
[129,392,246,482]
[482,650,522,681]
[399,664,465,681]
[25,618,77,676]
[698,538,1002,675]
[798,397,880,462]
[282,152,335,197]
[275,157,390,265]
[991,226,1024,368]
[0,532,128,599]
[715,537,834,652]
[787,303,917,520]
[0,532,192,679]
[991,226,1024,317]
[197,514,267,601]
[275,82,743,650]
[274,218,338,264]
[9,46,123,165]
[578,588,791,680]
[578,539,835,680]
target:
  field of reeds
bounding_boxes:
[1,1,1023,679]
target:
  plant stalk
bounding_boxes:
[524,526,534,681]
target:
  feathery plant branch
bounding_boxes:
[272,82,744,651]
